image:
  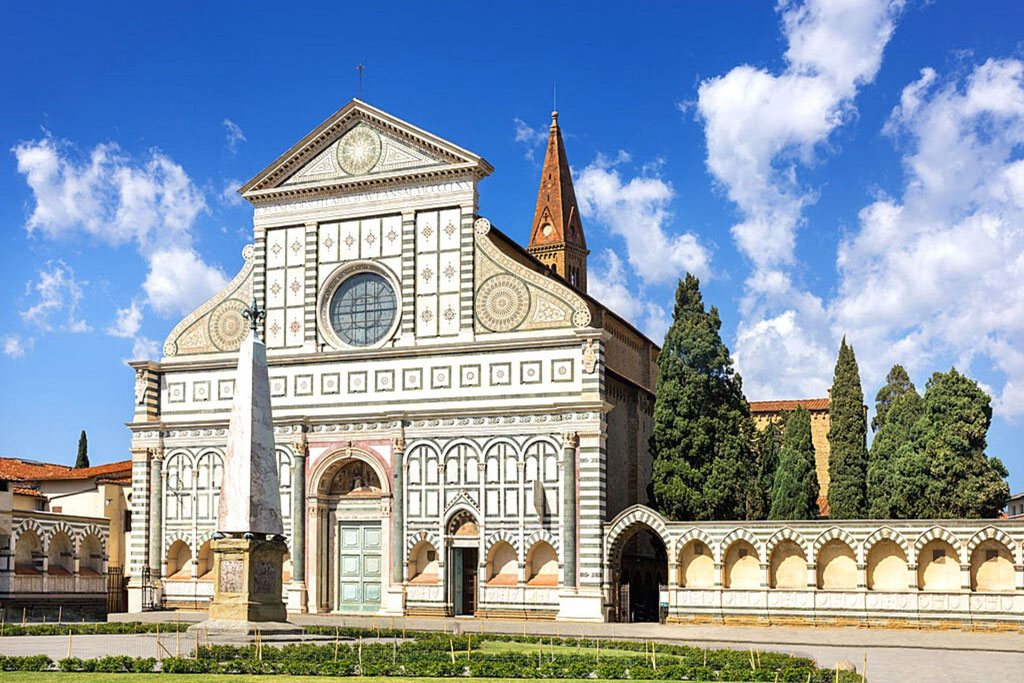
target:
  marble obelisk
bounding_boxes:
[204,300,291,629]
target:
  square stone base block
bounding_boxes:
[556,588,606,622]
[188,619,303,639]
[380,586,406,615]
[208,536,288,623]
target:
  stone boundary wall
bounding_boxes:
[604,505,1024,629]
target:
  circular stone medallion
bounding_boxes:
[209,299,249,350]
[476,274,530,332]
[337,126,382,175]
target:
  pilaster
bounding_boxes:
[303,222,318,350]
[400,210,416,337]
[287,435,308,612]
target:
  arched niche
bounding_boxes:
[486,540,518,585]
[310,448,390,499]
[525,540,558,586]
[48,531,75,576]
[14,530,43,575]
[678,539,715,588]
[769,540,806,589]
[970,539,1015,592]
[816,539,857,590]
[79,534,104,575]
[196,540,214,580]
[918,539,960,591]
[409,540,440,584]
[866,539,908,591]
[166,540,192,579]
[723,540,760,589]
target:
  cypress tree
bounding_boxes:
[75,430,90,469]
[910,369,1009,518]
[650,274,754,521]
[746,417,783,520]
[871,364,915,432]
[867,387,923,518]
[769,407,820,520]
[826,337,868,519]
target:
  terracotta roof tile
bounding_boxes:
[0,457,131,482]
[750,398,830,412]
[12,485,46,499]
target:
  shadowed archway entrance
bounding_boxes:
[610,524,668,622]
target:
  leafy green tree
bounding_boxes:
[909,369,1008,518]
[745,416,784,520]
[826,337,868,519]
[872,364,915,432]
[75,430,90,469]
[650,274,754,521]
[867,387,923,518]
[769,407,820,520]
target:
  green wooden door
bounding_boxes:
[338,522,382,612]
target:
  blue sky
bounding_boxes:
[2,1,1024,491]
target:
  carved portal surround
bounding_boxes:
[306,445,392,613]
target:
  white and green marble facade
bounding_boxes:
[126,100,647,620]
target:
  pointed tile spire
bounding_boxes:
[527,111,589,292]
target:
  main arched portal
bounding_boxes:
[607,519,668,623]
[308,448,391,613]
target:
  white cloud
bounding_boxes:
[224,119,246,154]
[130,336,161,361]
[106,300,143,339]
[588,250,671,343]
[695,0,904,401]
[2,335,34,358]
[513,117,548,161]
[220,177,245,206]
[144,247,228,316]
[832,58,1024,416]
[13,135,225,319]
[575,155,711,284]
[697,0,904,284]
[20,260,90,333]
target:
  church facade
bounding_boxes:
[126,100,1024,628]
[126,100,656,620]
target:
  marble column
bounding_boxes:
[382,434,407,615]
[391,436,405,584]
[288,436,307,612]
[561,432,578,589]
[148,448,164,579]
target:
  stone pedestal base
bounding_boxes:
[188,619,302,638]
[208,536,288,623]
[556,588,606,622]
[286,581,307,613]
[380,585,406,616]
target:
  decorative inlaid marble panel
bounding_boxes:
[220,559,243,593]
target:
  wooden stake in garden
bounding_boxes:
[176,620,181,657]
[467,633,472,660]
[652,641,656,671]
[863,652,868,683]
[58,605,62,625]
[596,638,600,664]
[449,637,455,664]
[749,647,756,671]
[334,627,340,662]
[21,607,26,626]
[67,627,72,659]
[359,636,364,671]
[194,628,199,660]
[156,623,161,664]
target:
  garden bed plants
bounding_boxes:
[0,626,864,680]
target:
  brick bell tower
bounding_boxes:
[527,111,589,292]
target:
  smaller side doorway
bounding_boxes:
[452,547,478,616]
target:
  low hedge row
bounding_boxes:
[60,656,157,673]
[0,621,190,636]
[0,655,53,671]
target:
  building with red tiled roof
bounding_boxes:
[0,456,133,588]
[750,397,832,516]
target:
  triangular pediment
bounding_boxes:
[239,99,492,202]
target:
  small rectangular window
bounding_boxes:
[427,550,436,562]
[933,549,945,562]
[986,549,998,562]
